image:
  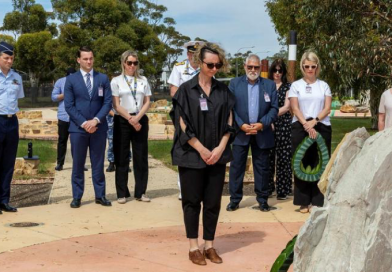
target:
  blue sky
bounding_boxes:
[0,0,283,59]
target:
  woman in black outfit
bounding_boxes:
[268,59,293,200]
[171,42,236,266]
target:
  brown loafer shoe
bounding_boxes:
[189,249,207,265]
[203,247,223,264]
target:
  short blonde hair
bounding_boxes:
[193,42,230,73]
[120,50,141,78]
[300,51,321,77]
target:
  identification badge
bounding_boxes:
[264,92,271,102]
[199,98,208,111]
[98,86,103,96]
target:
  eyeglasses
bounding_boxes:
[203,61,223,70]
[126,61,139,66]
[273,68,282,74]
[246,65,261,71]
[303,65,317,70]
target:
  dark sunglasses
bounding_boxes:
[247,65,261,71]
[273,68,283,74]
[126,61,139,66]
[303,65,317,70]
[203,61,223,70]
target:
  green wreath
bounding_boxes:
[292,133,329,182]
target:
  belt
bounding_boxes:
[0,114,15,118]
[129,113,137,116]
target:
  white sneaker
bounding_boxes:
[136,194,151,202]
[117,197,126,204]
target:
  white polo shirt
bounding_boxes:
[111,75,151,114]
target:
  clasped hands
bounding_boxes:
[128,116,142,131]
[241,123,263,135]
[83,119,98,133]
[200,146,224,165]
[303,119,318,139]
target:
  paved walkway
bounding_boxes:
[0,108,313,271]
[1,143,308,271]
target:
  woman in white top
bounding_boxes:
[111,50,151,204]
[378,89,392,131]
[288,51,332,213]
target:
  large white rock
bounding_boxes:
[294,127,392,272]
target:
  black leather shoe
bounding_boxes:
[106,162,115,172]
[70,199,81,208]
[0,203,18,212]
[95,197,112,206]
[128,167,132,173]
[226,202,239,211]
[259,202,271,212]
[55,164,63,171]
[84,166,88,171]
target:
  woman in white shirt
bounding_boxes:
[111,50,151,204]
[288,51,332,213]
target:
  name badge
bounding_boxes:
[98,86,103,97]
[199,98,208,111]
[264,92,271,102]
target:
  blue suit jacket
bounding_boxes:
[64,70,112,134]
[229,75,278,149]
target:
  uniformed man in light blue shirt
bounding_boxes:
[51,68,76,171]
[0,41,24,214]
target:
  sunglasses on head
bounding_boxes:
[246,65,261,71]
[303,65,317,70]
[126,61,139,66]
[273,68,283,74]
[203,61,223,70]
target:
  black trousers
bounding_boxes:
[179,164,226,241]
[57,120,70,166]
[0,115,19,204]
[291,121,332,207]
[113,115,149,198]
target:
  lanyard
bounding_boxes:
[124,75,138,109]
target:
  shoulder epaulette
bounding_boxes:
[175,60,186,66]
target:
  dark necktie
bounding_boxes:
[86,73,92,98]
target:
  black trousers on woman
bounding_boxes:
[291,120,332,207]
[179,164,226,241]
[113,115,149,199]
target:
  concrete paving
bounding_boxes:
[0,107,313,271]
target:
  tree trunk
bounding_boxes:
[29,71,39,104]
[370,88,383,130]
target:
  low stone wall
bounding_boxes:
[14,157,40,175]
[17,110,58,140]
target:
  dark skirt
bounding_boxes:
[291,121,332,207]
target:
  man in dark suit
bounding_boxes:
[227,54,278,212]
[64,46,112,208]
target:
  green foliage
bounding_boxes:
[2,0,54,35]
[266,0,392,128]
[15,31,54,85]
[270,235,297,272]
[148,140,177,172]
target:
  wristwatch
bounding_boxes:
[315,117,320,123]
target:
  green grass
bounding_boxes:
[16,139,57,179]
[148,117,378,168]
[148,140,177,171]
[330,117,377,152]
[19,97,57,109]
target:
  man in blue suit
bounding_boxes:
[64,46,112,208]
[227,54,278,212]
